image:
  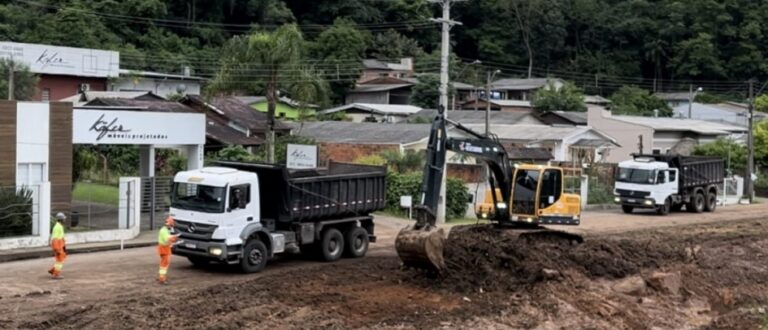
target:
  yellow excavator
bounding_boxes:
[395,107,583,272]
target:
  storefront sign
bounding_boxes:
[0,42,119,78]
[73,109,205,145]
[286,144,318,169]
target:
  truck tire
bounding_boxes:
[656,198,671,215]
[344,227,369,258]
[320,228,344,262]
[704,191,717,212]
[621,205,634,214]
[187,256,209,267]
[688,192,705,213]
[240,239,268,273]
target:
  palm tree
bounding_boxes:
[209,24,327,162]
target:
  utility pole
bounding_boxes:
[7,57,14,101]
[746,79,755,203]
[485,69,500,136]
[429,0,463,224]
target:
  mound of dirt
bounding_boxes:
[431,225,688,292]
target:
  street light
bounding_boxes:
[453,59,481,111]
[688,86,703,118]
[485,69,502,136]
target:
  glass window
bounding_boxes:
[42,89,50,102]
[512,169,539,214]
[617,168,656,184]
[669,170,677,182]
[540,169,562,208]
[652,149,661,155]
[656,171,665,183]
[16,163,44,186]
[229,185,250,210]
[171,183,226,213]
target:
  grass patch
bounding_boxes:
[73,182,120,206]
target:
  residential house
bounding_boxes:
[459,99,533,113]
[654,92,692,108]
[111,69,204,98]
[345,80,413,105]
[587,105,747,163]
[537,111,588,126]
[507,148,554,164]
[0,41,120,101]
[60,91,166,106]
[359,58,414,83]
[236,96,319,120]
[319,103,423,123]
[292,121,431,163]
[489,78,564,101]
[452,123,619,163]
[672,102,767,127]
[181,95,293,152]
[408,109,545,125]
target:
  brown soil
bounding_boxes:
[8,219,768,329]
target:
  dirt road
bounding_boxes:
[1,204,768,329]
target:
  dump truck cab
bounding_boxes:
[475,164,581,225]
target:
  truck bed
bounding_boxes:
[635,154,724,190]
[214,161,387,223]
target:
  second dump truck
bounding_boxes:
[170,161,386,273]
[614,154,724,215]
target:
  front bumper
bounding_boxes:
[172,238,234,262]
[615,196,657,208]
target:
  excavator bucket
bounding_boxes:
[395,225,447,273]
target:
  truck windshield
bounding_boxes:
[171,183,226,213]
[617,168,655,184]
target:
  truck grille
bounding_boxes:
[174,219,218,241]
[615,189,650,198]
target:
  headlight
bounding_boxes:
[614,197,621,203]
[511,215,519,221]
[644,200,653,206]
[526,217,534,222]
[209,247,223,256]
[572,215,579,220]
[496,202,507,209]
[480,213,488,219]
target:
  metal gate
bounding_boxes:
[140,176,173,230]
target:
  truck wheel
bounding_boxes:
[187,256,209,267]
[656,198,671,215]
[344,227,369,258]
[320,228,345,262]
[621,205,634,214]
[704,191,717,212]
[688,192,705,213]
[240,239,268,273]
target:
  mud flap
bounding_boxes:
[395,225,447,273]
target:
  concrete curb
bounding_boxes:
[0,241,156,263]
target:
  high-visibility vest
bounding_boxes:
[51,222,65,239]
[157,227,175,255]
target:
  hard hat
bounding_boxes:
[165,216,175,227]
[55,212,66,221]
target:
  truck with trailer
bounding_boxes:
[169,161,387,273]
[614,154,724,215]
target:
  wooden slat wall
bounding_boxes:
[0,101,16,186]
[49,102,72,213]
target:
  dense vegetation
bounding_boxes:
[1,0,763,101]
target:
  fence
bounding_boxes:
[140,176,173,230]
[0,185,40,239]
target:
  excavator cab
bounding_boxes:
[476,165,581,225]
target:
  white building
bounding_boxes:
[111,69,204,98]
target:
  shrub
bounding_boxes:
[385,171,469,220]
[0,187,34,238]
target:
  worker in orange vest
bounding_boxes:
[48,213,67,279]
[157,216,180,284]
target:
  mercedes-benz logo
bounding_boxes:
[188,223,196,233]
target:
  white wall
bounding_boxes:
[112,78,202,98]
[16,102,49,165]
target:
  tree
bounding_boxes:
[369,30,425,60]
[692,138,746,173]
[670,33,725,79]
[410,74,440,109]
[209,24,327,163]
[609,86,672,117]
[531,82,586,113]
[755,94,768,113]
[311,19,368,103]
[0,59,38,101]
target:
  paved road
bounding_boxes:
[1,204,767,324]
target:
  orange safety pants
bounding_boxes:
[49,239,67,276]
[158,245,171,282]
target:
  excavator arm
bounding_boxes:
[412,108,512,230]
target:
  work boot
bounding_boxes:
[47,268,54,275]
[51,275,63,280]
